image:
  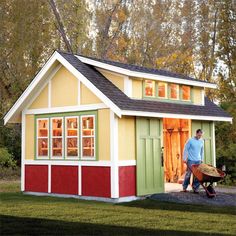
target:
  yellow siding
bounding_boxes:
[192,87,203,105]
[118,116,136,160]
[25,115,34,160]
[51,66,78,107]
[99,70,124,91]
[80,83,101,105]
[29,84,49,109]
[132,79,143,99]
[98,109,110,160]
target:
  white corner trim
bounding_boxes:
[77,56,217,89]
[121,110,233,122]
[78,165,81,195]
[25,103,107,115]
[202,90,205,106]
[212,122,216,167]
[48,164,51,193]
[124,75,132,97]
[21,111,26,191]
[110,111,119,198]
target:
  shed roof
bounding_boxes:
[59,51,231,120]
[77,54,215,86]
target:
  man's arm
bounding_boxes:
[200,140,204,162]
[183,139,190,162]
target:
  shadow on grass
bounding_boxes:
[119,198,236,216]
[0,214,227,236]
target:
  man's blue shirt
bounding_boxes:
[183,137,204,162]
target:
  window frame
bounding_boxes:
[35,111,98,161]
[169,84,180,100]
[143,80,156,98]
[80,114,96,161]
[50,116,64,160]
[65,116,79,160]
[157,82,168,99]
[36,118,49,159]
[181,85,191,101]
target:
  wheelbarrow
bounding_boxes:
[190,164,226,198]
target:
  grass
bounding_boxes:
[0,181,236,235]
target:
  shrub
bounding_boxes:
[0,148,17,169]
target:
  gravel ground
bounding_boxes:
[150,187,236,207]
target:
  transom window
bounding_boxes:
[158,82,167,98]
[143,80,192,103]
[182,85,191,101]
[144,80,156,97]
[36,113,96,160]
[170,84,179,100]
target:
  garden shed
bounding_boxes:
[4,51,232,201]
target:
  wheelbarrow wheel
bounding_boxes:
[206,185,216,198]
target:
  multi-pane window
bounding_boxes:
[170,84,179,100]
[37,119,49,158]
[81,116,95,159]
[36,114,96,160]
[144,80,155,97]
[51,118,63,158]
[158,82,167,98]
[182,85,191,101]
[66,117,78,158]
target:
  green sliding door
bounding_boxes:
[191,120,215,165]
[136,117,164,196]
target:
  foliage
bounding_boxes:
[0,147,17,169]
[0,0,235,183]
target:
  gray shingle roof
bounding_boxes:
[58,51,231,118]
[78,54,215,85]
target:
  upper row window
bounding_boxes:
[36,115,96,160]
[144,80,191,101]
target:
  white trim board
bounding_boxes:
[4,51,122,125]
[121,110,232,122]
[23,160,136,167]
[77,56,217,89]
[25,103,107,115]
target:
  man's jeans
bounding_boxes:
[183,160,201,190]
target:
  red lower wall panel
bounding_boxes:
[51,166,78,195]
[82,166,110,198]
[119,166,136,197]
[25,165,48,193]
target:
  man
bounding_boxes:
[182,129,204,193]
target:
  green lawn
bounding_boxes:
[0,181,235,235]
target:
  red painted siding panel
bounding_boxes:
[82,167,110,198]
[25,165,48,193]
[119,166,136,197]
[51,166,78,195]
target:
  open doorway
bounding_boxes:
[163,118,191,192]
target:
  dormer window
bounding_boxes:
[158,82,167,98]
[170,84,179,100]
[182,85,191,101]
[144,80,155,97]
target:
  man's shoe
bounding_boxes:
[182,188,187,192]
[192,188,199,194]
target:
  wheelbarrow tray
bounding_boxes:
[189,164,226,198]
[191,164,225,183]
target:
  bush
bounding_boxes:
[0,166,20,180]
[0,148,17,169]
